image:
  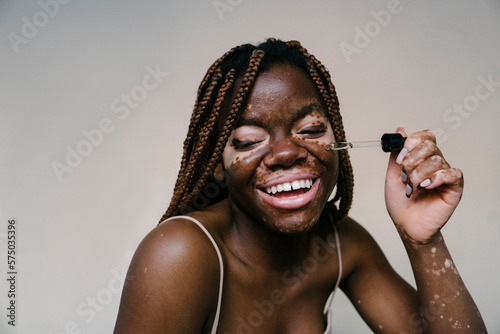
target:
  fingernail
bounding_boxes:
[396,148,408,165]
[419,179,431,188]
[396,125,405,132]
[401,169,408,182]
[406,184,412,198]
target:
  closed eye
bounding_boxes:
[297,127,327,137]
[232,139,263,150]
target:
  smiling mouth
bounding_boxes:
[257,178,319,210]
[263,178,314,197]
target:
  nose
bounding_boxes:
[263,137,308,168]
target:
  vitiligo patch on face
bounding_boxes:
[218,63,341,234]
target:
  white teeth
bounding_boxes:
[264,179,314,195]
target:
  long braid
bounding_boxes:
[165,47,247,219]
[164,47,255,221]
[160,39,354,224]
[182,45,245,169]
[160,49,265,221]
[195,46,242,102]
[176,69,236,212]
[314,60,354,219]
[177,50,265,216]
[166,69,223,217]
[162,70,223,220]
[183,69,223,187]
[313,58,353,219]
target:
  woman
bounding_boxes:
[114,39,486,333]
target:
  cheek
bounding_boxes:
[297,137,339,187]
[223,150,249,170]
[223,146,269,176]
[296,133,336,164]
[305,125,337,165]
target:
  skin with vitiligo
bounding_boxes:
[113,63,486,333]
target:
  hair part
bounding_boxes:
[159,38,354,223]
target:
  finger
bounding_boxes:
[396,129,435,165]
[418,168,464,191]
[396,125,408,138]
[396,130,439,198]
[387,125,408,178]
[401,140,443,189]
[401,139,444,196]
[407,155,451,195]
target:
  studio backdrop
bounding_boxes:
[1,0,499,333]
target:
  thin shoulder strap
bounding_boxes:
[332,223,343,293]
[163,216,224,334]
[323,217,343,314]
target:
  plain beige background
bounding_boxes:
[1,0,499,333]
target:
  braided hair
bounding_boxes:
[159,38,354,224]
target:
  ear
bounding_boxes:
[213,162,225,183]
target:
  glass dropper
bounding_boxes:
[326,133,406,152]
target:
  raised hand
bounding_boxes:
[385,127,464,243]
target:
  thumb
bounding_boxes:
[386,125,408,181]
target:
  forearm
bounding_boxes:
[400,231,487,333]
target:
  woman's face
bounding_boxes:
[222,62,339,233]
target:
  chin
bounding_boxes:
[267,213,320,235]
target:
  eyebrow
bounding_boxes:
[293,104,327,122]
[233,103,327,129]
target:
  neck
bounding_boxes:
[226,200,328,271]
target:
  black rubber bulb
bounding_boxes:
[381,133,406,152]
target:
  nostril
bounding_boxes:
[264,141,308,167]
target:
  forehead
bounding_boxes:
[236,63,327,125]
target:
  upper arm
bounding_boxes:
[339,218,419,333]
[114,218,221,334]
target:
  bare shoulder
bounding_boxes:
[336,216,380,250]
[137,214,223,278]
[145,215,223,274]
[334,216,390,277]
[114,215,223,333]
